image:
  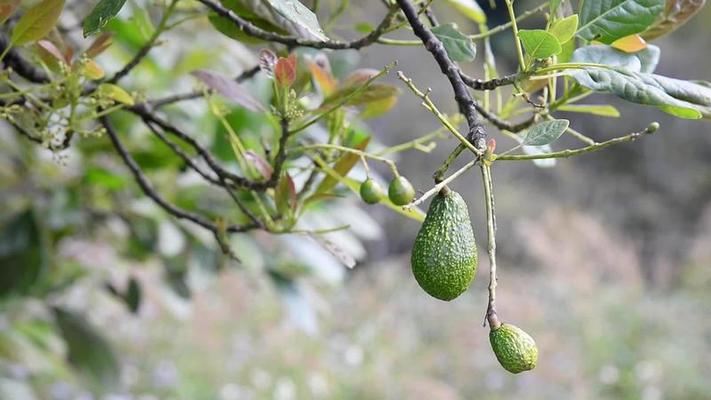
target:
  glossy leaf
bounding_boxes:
[265,0,327,41]
[191,70,265,112]
[522,119,570,146]
[10,0,65,45]
[518,29,561,59]
[557,104,621,117]
[577,0,665,43]
[548,14,579,44]
[431,23,477,62]
[83,0,127,37]
[442,0,486,23]
[209,1,287,44]
[642,0,707,40]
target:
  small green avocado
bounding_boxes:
[360,178,385,204]
[388,176,416,206]
[489,323,538,374]
[410,188,477,301]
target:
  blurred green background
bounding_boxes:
[1,1,711,399]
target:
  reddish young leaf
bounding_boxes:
[0,0,21,24]
[244,150,273,180]
[275,173,297,217]
[274,54,297,87]
[342,68,380,88]
[85,32,113,58]
[36,39,70,65]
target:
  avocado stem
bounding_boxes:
[405,159,477,209]
[481,164,501,330]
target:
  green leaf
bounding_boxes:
[125,277,141,313]
[265,0,327,40]
[53,308,120,388]
[98,83,134,106]
[431,23,477,62]
[518,29,561,59]
[522,119,570,146]
[0,210,48,298]
[548,14,578,44]
[208,0,287,44]
[571,44,660,73]
[550,0,563,13]
[557,104,621,117]
[314,135,370,195]
[10,0,65,45]
[442,0,487,24]
[83,0,127,37]
[577,0,665,43]
[568,66,711,119]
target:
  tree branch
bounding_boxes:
[197,0,398,50]
[394,0,486,149]
[100,116,257,235]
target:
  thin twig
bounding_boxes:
[495,124,658,161]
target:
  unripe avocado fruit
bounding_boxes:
[489,323,538,374]
[410,188,477,301]
[360,179,385,204]
[388,176,415,206]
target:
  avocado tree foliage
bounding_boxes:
[0,0,708,383]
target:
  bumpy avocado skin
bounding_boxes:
[410,190,477,301]
[490,324,538,374]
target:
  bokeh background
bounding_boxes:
[1,1,710,399]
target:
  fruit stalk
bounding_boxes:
[481,163,501,329]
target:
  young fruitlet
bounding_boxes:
[359,178,385,204]
[388,176,416,206]
[489,323,538,374]
[410,187,477,301]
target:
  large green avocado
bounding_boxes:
[410,188,477,301]
[489,323,538,374]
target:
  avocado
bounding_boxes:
[410,188,477,301]
[360,178,385,204]
[388,176,416,206]
[490,323,538,373]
